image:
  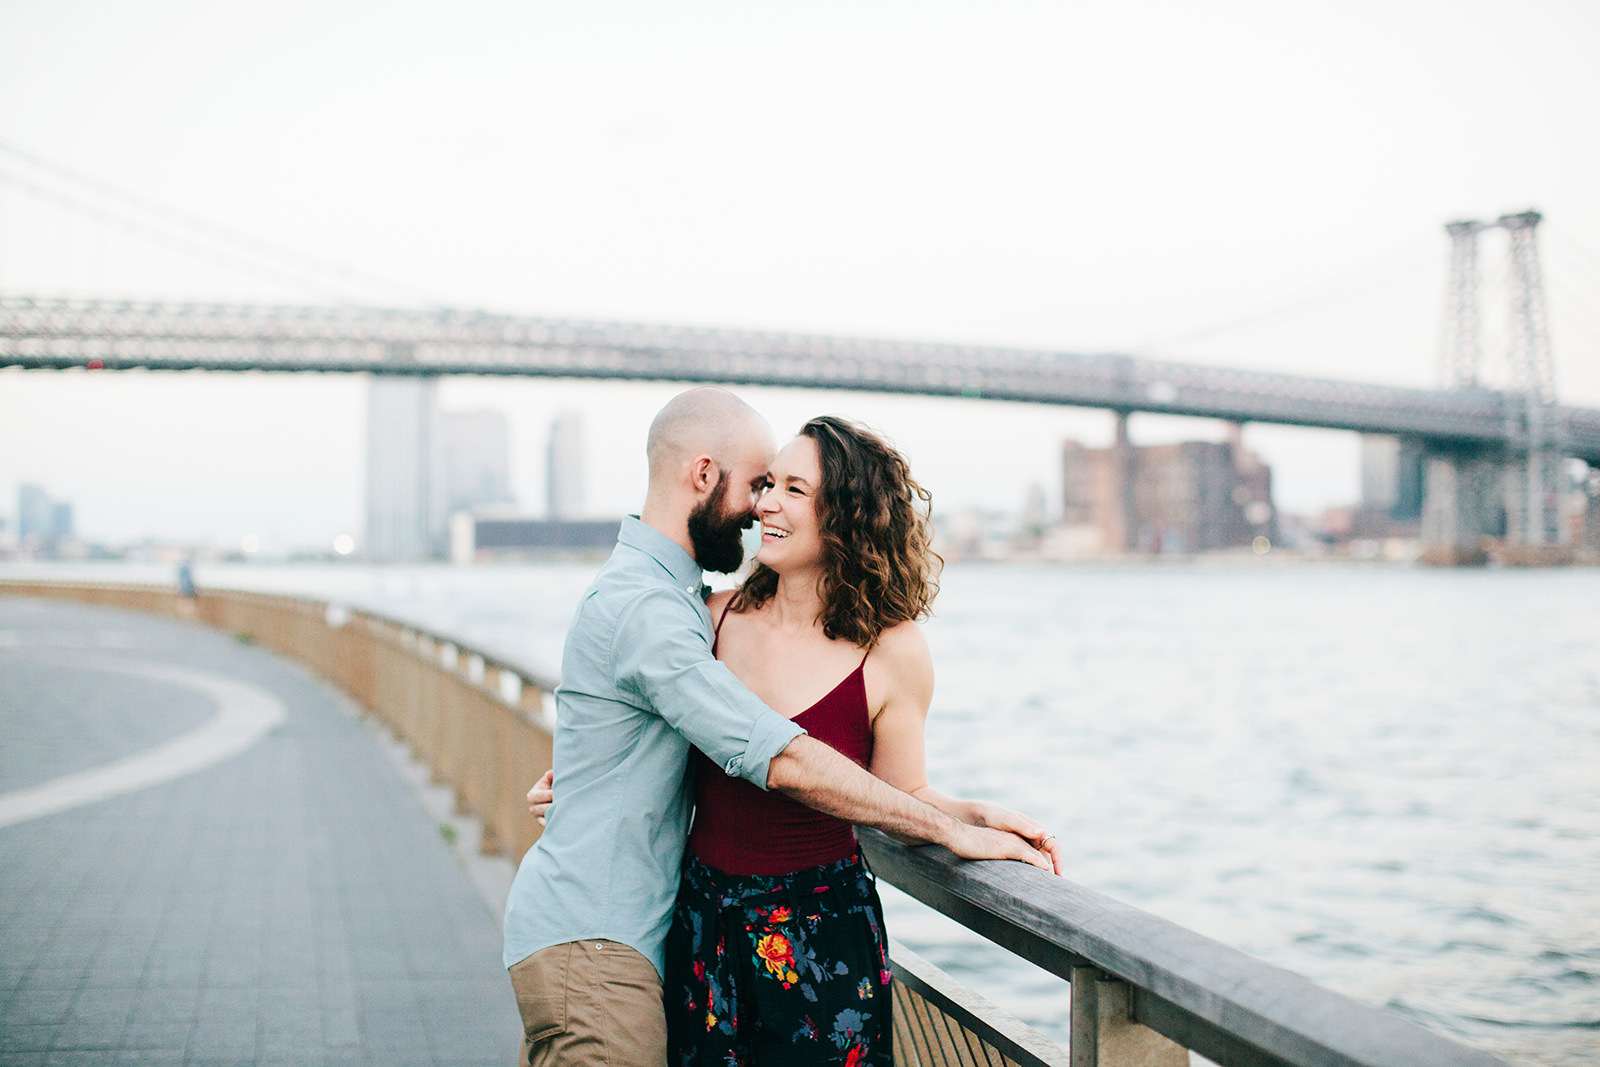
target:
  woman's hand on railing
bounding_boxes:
[942,822,1055,873]
[911,787,1065,877]
[526,769,555,826]
[966,801,1064,877]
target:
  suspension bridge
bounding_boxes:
[3,140,1598,558]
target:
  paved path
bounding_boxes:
[0,596,522,1066]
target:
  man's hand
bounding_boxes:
[967,801,1064,876]
[526,769,554,826]
[769,736,1056,873]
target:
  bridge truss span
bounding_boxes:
[5,295,1599,463]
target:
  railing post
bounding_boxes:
[1071,966,1100,1067]
[1071,967,1185,1067]
[519,682,548,726]
[478,665,506,856]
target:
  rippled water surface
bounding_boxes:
[13,559,1597,1063]
[907,564,1600,1066]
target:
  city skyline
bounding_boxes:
[0,389,1297,554]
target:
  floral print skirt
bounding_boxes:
[665,852,893,1067]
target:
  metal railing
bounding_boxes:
[860,831,1504,1067]
[1,579,1510,1067]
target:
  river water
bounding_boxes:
[11,559,1598,1064]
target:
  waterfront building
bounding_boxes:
[1060,431,1275,553]
[450,513,621,562]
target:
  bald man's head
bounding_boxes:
[646,387,770,484]
[640,388,776,571]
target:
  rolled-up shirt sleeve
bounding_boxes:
[612,589,804,789]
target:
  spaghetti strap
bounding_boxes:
[711,595,737,655]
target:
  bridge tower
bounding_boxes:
[1425,210,1564,559]
[1500,211,1562,545]
[1438,219,1486,390]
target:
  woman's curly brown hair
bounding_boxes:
[731,416,941,648]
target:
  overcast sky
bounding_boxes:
[3,0,1598,550]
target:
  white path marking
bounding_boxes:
[0,660,287,828]
[0,630,138,648]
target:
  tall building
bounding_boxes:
[50,502,74,543]
[365,383,521,561]
[17,484,51,542]
[440,410,512,519]
[1061,443,1113,527]
[365,377,440,561]
[1360,435,1424,520]
[12,485,75,554]
[1061,433,1274,553]
[546,410,585,520]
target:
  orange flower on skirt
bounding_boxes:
[756,933,801,985]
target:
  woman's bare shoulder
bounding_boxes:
[871,619,933,677]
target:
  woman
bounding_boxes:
[665,416,1061,1067]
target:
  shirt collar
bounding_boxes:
[619,516,705,595]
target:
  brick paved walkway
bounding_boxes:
[0,595,521,1066]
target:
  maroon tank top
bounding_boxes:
[687,603,873,876]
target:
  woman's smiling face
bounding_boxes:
[754,435,825,574]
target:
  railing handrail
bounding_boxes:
[859,828,1505,1067]
[0,576,563,693]
[318,594,562,694]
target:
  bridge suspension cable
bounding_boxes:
[1131,233,1437,354]
[1545,223,1600,282]
[1548,278,1600,351]
[1543,226,1600,349]
[0,139,440,307]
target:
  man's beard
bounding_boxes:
[687,474,751,574]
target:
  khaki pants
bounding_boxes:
[509,939,666,1067]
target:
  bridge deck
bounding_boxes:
[0,596,520,1066]
[5,296,1600,462]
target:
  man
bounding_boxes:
[503,388,1054,1067]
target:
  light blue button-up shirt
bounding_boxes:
[503,517,806,977]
